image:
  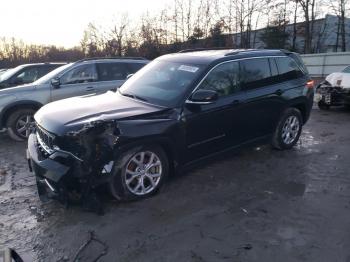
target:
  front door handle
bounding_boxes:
[275,89,283,96]
[231,99,241,105]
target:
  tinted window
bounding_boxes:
[39,65,61,77]
[127,63,146,74]
[60,64,97,85]
[240,58,272,89]
[275,57,304,81]
[288,53,308,74]
[198,61,240,97]
[12,66,41,84]
[97,63,128,81]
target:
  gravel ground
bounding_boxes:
[1,107,350,262]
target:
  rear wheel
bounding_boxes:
[272,108,303,150]
[109,145,169,201]
[318,101,330,110]
[6,108,36,141]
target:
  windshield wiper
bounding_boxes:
[120,91,148,102]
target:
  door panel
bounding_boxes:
[183,94,247,161]
[183,61,248,161]
[50,64,98,101]
[244,84,286,138]
[240,58,285,140]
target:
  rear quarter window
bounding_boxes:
[275,57,304,81]
[288,53,309,74]
[97,63,128,81]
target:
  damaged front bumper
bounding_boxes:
[316,82,350,106]
[27,133,83,203]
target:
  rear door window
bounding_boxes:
[240,58,272,89]
[275,57,304,81]
[127,63,146,74]
[97,63,128,81]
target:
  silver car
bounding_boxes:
[0,57,148,141]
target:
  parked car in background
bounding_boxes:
[0,68,10,77]
[0,57,148,141]
[27,49,314,208]
[0,63,66,89]
[316,65,350,110]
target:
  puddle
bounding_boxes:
[295,130,321,153]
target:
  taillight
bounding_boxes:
[306,80,314,89]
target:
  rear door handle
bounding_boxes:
[231,99,241,105]
[275,89,283,96]
[86,86,95,91]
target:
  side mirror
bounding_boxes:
[187,89,218,105]
[51,77,60,89]
[126,74,134,80]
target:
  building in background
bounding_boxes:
[232,14,350,54]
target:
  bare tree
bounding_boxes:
[295,0,316,53]
[109,13,129,56]
[329,0,349,52]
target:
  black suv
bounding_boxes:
[0,63,65,89]
[27,49,314,206]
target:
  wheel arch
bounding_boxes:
[0,100,43,127]
[287,98,310,124]
[116,136,179,175]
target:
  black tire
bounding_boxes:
[109,145,169,201]
[271,108,303,150]
[318,101,330,110]
[6,108,36,141]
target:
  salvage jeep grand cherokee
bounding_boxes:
[27,49,314,207]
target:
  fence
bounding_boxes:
[301,52,350,78]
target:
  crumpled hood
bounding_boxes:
[326,72,350,89]
[35,91,166,136]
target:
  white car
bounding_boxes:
[315,66,350,110]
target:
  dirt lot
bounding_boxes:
[1,107,350,262]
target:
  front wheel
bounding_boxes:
[6,108,36,141]
[271,108,303,150]
[318,101,330,110]
[109,145,169,201]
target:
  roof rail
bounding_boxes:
[279,49,292,54]
[224,51,240,56]
[75,56,148,63]
[178,47,233,53]
[225,49,264,56]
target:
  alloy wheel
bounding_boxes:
[16,114,34,138]
[281,116,300,145]
[124,151,163,196]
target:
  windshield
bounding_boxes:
[342,66,350,73]
[0,66,24,82]
[119,60,204,107]
[34,63,72,84]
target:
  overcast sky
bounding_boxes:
[0,0,172,47]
